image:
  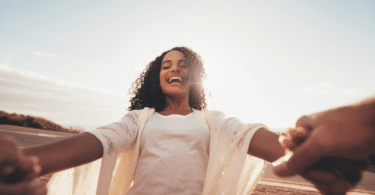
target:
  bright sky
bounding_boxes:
[1,0,374,130]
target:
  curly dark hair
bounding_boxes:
[128,47,207,112]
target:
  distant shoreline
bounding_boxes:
[0,110,82,133]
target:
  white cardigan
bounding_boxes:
[47,108,267,195]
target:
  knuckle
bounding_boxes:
[296,115,310,126]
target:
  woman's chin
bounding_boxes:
[163,89,189,98]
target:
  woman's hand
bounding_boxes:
[0,136,46,195]
[0,178,47,195]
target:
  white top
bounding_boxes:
[126,112,210,195]
[47,108,267,195]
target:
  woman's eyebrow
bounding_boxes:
[161,59,186,66]
[162,60,171,65]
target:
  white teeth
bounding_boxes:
[169,77,182,83]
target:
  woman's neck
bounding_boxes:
[159,95,192,116]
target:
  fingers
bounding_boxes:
[304,170,336,183]
[295,115,314,129]
[303,170,352,195]
[273,133,322,176]
[331,181,352,195]
[302,162,354,195]
[309,180,351,195]
[21,156,41,181]
[298,157,366,195]
[274,126,318,176]
[309,157,363,184]
[1,156,41,184]
[0,179,47,195]
[2,165,16,177]
[0,137,24,163]
[0,137,41,183]
[279,127,309,151]
[0,137,26,183]
[0,137,46,194]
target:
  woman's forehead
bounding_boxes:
[162,50,185,62]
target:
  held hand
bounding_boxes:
[0,179,47,195]
[274,127,369,195]
[274,102,375,176]
[0,137,46,195]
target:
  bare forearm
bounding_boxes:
[23,132,103,176]
[248,128,285,162]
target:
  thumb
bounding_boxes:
[273,136,322,176]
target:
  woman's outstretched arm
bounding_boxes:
[23,132,103,176]
[247,128,285,162]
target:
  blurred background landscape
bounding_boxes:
[1,2,375,193]
[0,110,82,133]
[1,0,374,131]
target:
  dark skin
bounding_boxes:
[1,50,288,195]
[159,50,285,162]
[23,132,102,176]
[7,51,286,180]
[0,137,47,195]
[248,128,285,162]
[274,97,375,195]
[18,52,373,195]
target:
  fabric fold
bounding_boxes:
[47,108,266,195]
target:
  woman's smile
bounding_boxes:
[168,76,182,83]
[160,50,190,97]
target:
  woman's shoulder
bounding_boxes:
[121,107,155,119]
[193,108,225,119]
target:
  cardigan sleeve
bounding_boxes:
[205,110,266,150]
[202,110,267,195]
[86,110,141,155]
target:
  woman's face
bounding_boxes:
[160,50,190,98]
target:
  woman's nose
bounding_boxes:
[171,64,180,72]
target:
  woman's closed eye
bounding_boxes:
[179,60,186,67]
[162,65,186,70]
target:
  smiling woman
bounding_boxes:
[160,51,190,96]
[2,46,289,195]
[128,47,207,113]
